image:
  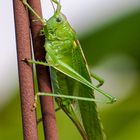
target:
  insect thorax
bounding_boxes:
[45,39,74,65]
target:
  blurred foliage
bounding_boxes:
[81,10,140,69]
[0,92,22,139]
[101,83,140,140]
[0,9,140,140]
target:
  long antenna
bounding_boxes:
[50,0,55,12]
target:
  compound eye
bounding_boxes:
[56,17,61,22]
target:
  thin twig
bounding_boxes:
[27,0,58,140]
[13,0,38,139]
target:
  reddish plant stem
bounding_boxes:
[13,0,38,140]
[27,0,58,140]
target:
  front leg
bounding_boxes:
[23,58,50,67]
[21,0,45,25]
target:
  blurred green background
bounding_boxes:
[0,3,140,140]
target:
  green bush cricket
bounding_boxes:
[22,0,116,139]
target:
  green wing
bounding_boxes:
[71,40,105,140]
[47,40,105,140]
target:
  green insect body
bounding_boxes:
[44,13,105,140]
[45,14,105,140]
[22,0,116,139]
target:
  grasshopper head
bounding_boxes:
[47,13,67,32]
[43,1,76,40]
[46,0,65,31]
[45,12,76,41]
